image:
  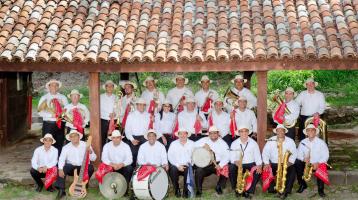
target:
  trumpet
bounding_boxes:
[272,92,296,128]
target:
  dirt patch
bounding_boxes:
[329,131,357,140]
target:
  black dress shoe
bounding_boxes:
[235,191,240,197]
[56,189,66,200]
[182,190,189,198]
[280,193,288,200]
[46,187,54,192]
[297,185,307,193]
[35,184,43,192]
[243,192,251,199]
[215,186,223,195]
[175,189,181,198]
[318,190,326,197]
[196,190,202,197]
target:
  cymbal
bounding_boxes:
[99,172,127,199]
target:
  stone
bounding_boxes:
[346,171,358,184]
[329,170,346,185]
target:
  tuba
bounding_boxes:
[224,87,240,108]
[275,140,292,194]
[236,151,250,194]
[305,117,328,144]
[272,93,296,128]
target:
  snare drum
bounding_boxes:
[192,147,215,168]
[132,166,169,200]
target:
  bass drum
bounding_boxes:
[192,147,215,168]
[132,166,169,200]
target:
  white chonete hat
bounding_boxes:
[135,97,146,105]
[172,74,189,85]
[185,96,196,104]
[67,89,83,99]
[303,78,318,87]
[46,79,62,90]
[144,129,157,140]
[108,130,124,140]
[66,129,83,141]
[231,75,247,84]
[40,133,56,144]
[102,80,118,90]
[198,75,213,84]
[120,80,137,90]
[303,124,320,135]
[273,124,288,134]
[174,128,192,138]
[236,125,253,136]
[143,76,158,87]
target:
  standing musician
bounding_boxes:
[262,124,297,199]
[100,80,119,148]
[194,75,219,119]
[154,99,176,149]
[233,96,257,139]
[166,74,194,113]
[118,81,137,129]
[38,79,68,154]
[30,134,58,192]
[137,129,168,170]
[55,130,97,199]
[141,76,165,113]
[208,98,231,145]
[295,124,329,197]
[296,78,326,141]
[229,125,262,199]
[225,74,257,112]
[194,126,230,196]
[64,89,90,138]
[100,130,133,186]
[167,128,195,198]
[124,98,151,167]
[177,97,208,141]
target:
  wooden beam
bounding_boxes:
[89,72,101,165]
[257,71,268,151]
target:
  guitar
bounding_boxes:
[69,136,92,198]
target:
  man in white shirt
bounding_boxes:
[194,126,230,196]
[234,96,257,139]
[166,74,194,113]
[100,80,119,148]
[262,124,297,199]
[208,98,231,145]
[225,74,257,112]
[118,81,137,124]
[295,124,329,197]
[101,130,133,185]
[64,89,90,139]
[194,75,219,119]
[168,128,195,198]
[125,98,151,167]
[30,134,58,192]
[137,129,168,169]
[55,130,97,199]
[296,78,326,141]
[140,76,165,114]
[177,97,208,141]
[229,125,262,198]
[38,79,68,154]
[154,99,176,149]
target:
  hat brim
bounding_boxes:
[102,83,118,90]
[174,130,192,138]
[273,127,288,134]
[303,81,318,88]
[40,137,56,144]
[231,78,247,84]
[172,77,189,85]
[144,131,157,140]
[46,80,62,90]
[120,82,137,90]
[303,128,320,135]
[107,135,125,140]
[198,80,213,84]
[143,79,158,87]
[67,93,83,99]
[236,128,253,136]
[65,131,83,141]
[282,91,297,98]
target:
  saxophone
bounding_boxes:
[302,148,313,182]
[236,151,250,194]
[275,140,292,194]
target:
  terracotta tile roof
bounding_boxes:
[0,0,358,63]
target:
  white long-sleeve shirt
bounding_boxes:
[210,110,230,137]
[195,137,230,167]
[166,87,194,107]
[100,93,118,120]
[118,94,136,122]
[295,90,326,116]
[168,139,195,167]
[64,103,90,129]
[101,141,133,166]
[154,112,176,137]
[284,100,300,125]
[125,110,150,141]
[141,89,165,112]
[58,141,97,170]
[194,89,219,113]
[262,136,297,165]
[234,108,257,133]
[225,87,257,112]
[178,110,208,134]
[230,137,262,165]
[31,145,58,170]
[137,141,168,166]
[297,137,329,163]
[38,93,68,121]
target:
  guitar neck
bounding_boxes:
[78,148,90,183]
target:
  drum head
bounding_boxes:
[99,172,127,199]
[149,167,169,200]
[192,148,213,168]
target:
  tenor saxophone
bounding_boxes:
[275,141,292,194]
[302,147,313,182]
[236,151,250,194]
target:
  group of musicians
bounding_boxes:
[31,74,329,199]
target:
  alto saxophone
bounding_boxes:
[236,151,250,194]
[275,140,292,194]
[302,148,313,182]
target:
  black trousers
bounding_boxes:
[115,165,134,185]
[194,164,227,192]
[298,115,310,142]
[158,134,173,151]
[229,163,260,194]
[268,163,296,194]
[54,163,94,190]
[222,134,236,146]
[127,135,146,167]
[101,119,110,149]
[30,168,45,187]
[295,160,325,192]
[286,127,296,141]
[169,164,189,192]
[42,121,65,155]
[189,134,205,142]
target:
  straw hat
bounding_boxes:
[108,130,124,140]
[284,87,297,97]
[143,76,158,87]
[172,74,189,84]
[135,97,146,105]
[214,97,224,104]
[303,124,320,135]
[231,75,247,84]
[174,128,192,138]
[198,75,213,84]
[120,81,137,90]
[40,133,56,144]
[67,89,83,99]
[45,79,62,90]
[65,129,83,141]
[144,129,157,140]
[162,98,172,105]
[208,126,220,133]
[102,80,118,90]
[185,96,196,104]
[303,78,318,87]
[273,124,288,134]
[236,125,253,136]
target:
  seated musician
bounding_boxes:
[154,99,176,149]
[55,130,97,199]
[137,129,168,170]
[229,125,262,199]
[208,98,231,145]
[262,124,297,200]
[233,96,257,139]
[101,130,133,186]
[194,126,230,196]
[295,124,329,197]
[167,128,195,198]
[30,134,58,192]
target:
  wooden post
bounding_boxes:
[257,71,268,151]
[89,72,101,165]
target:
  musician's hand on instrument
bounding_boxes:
[304,156,310,163]
[59,170,65,178]
[313,163,319,170]
[251,132,257,139]
[235,161,240,167]
[161,136,167,146]
[178,165,185,172]
[263,164,270,171]
[131,139,139,145]
[215,165,221,170]
[117,163,124,170]
[37,167,43,173]
[163,164,169,171]
[109,112,115,118]
[203,144,210,151]
[256,165,262,174]
[42,166,48,173]
[230,112,234,119]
